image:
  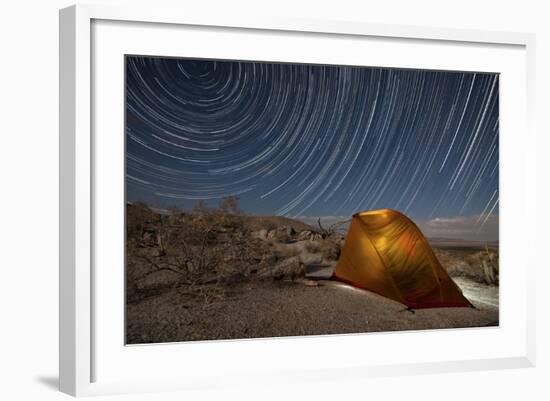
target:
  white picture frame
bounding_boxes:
[59,3,536,397]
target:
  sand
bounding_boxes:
[126,277,498,344]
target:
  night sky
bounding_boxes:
[126,56,499,240]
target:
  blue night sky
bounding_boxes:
[125,56,499,240]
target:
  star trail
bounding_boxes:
[126,56,499,240]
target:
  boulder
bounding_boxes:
[319,240,341,261]
[259,256,306,280]
[252,229,268,240]
[297,230,313,241]
[265,227,291,243]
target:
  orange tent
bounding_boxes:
[333,209,471,309]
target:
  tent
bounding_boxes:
[333,209,471,309]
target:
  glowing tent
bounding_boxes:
[333,209,471,309]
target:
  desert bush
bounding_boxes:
[463,247,499,285]
[126,198,347,304]
[316,218,350,239]
[219,195,241,215]
[127,197,283,302]
[126,202,160,244]
[177,283,226,306]
[437,246,499,285]
[192,200,209,216]
[479,246,499,285]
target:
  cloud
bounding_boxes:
[417,214,498,241]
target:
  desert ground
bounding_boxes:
[125,202,499,344]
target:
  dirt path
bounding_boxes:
[454,277,499,309]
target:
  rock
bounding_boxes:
[275,227,292,243]
[299,252,323,265]
[320,240,341,261]
[252,229,268,240]
[265,227,292,243]
[298,230,324,241]
[285,226,296,236]
[259,256,306,280]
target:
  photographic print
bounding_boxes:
[125,56,499,344]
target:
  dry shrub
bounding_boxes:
[126,199,276,303]
[465,247,499,285]
[126,199,346,304]
[436,246,499,285]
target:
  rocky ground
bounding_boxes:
[126,275,499,344]
[125,202,499,344]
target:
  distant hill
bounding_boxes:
[428,237,499,248]
[127,203,499,245]
[126,202,316,232]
